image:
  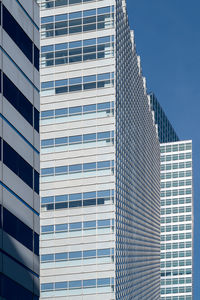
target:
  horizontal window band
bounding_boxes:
[41,101,114,120]
[0,181,39,216]
[41,35,114,67]
[41,72,114,92]
[0,113,39,154]
[41,247,114,263]
[39,0,97,10]
[41,6,114,24]
[0,249,39,278]
[41,197,114,211]
[41,130,114,148]
[42,189,114,203]
[41,277,114,292]
[41,35,114,52]
[41,218,114,234]
[41,160,114,176]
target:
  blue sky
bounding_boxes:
[126,0,200,298]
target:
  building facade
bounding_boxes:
[39,0,160,299]
[160,141,193,300]
[150,93,179,144]
[150,93,193,299]
[0,0,40,299]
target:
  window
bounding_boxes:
[3,73,39,132]
[41,189,114,211]
[41,6,114,39]
[41,254,54,262]
[42,225,54,233]
[41,283,54,291]
[41,160,114,179]
[3,140,38,191]
[55,224,68,232]
[3,207,38,255]
[39,0,96,9]
[41,101,114,123]
[55,253,68,261]
[3,5,39,70]
[41,72,114,96]
[1,274,37,299]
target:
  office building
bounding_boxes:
[150,93,179,143]
[39,0,160,299]
[150,94,193,299]
[0,0,40,299]
[160,141,193,299]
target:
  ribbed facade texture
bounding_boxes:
[0,0,40,299]
[39,0,160,299]
[160,141,193,300]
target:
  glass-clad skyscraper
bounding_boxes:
[0,0,40,299]
[39,0,160,299]
[150,93,193,299]
[150,93,179,143]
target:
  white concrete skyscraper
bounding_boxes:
[151,94,193,299]
[0,0,40,299]
[39,0,160,299]
[160,141,193,299]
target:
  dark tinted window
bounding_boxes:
[34,170,40,194]
[3,207,33,252]
[1,274,35,300]
[3,5,33,63]
[3,73,39,132]
[2,5,39,71]
[3,73,33,126]
[0,204,2,229]
[34,108,40,133]
[0,137,1,161]
[34,232,39,256]
[34,45,40,71]
[3,140,33,189]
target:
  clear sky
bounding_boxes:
[126,0,200,298]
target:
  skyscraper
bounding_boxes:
[151,94,193,299]
[39,0,160,299]
[160,142,193,300]
[0,0,40,299]
[150,93,179,143]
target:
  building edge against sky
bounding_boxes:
[150,93,193,299]
[115,1,160,298]
[0,0,40,299]
[150,93,179,144]
[39,0,160,299]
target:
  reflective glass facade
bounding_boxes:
[39,0,160,299]
[0,0,40,299]
[150,93,179,143]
